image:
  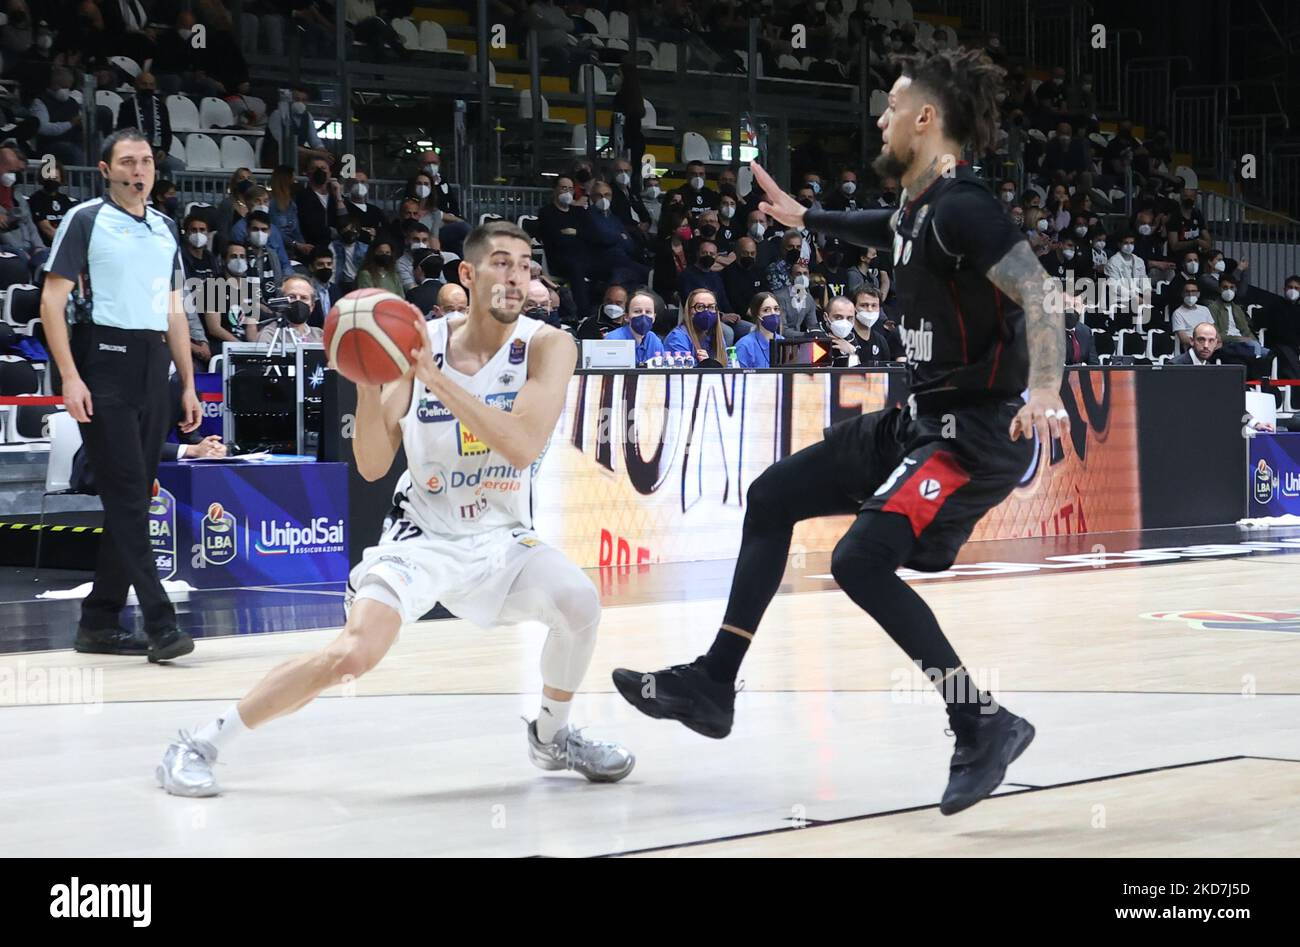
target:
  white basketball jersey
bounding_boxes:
[392,316,549,537]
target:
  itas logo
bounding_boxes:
[200,501,238,566]
[508,338,526,364]
[148,481,177,580]
[457,423,489,456]
[1143,610,1300,634]
[417,399,454,423]
[255,517,345,555]
[1253,459,1276,503]
[458,496,489,520]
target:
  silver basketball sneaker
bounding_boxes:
[156,730,221,797]
[524,718,635,783]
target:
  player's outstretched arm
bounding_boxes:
[410,324,575,471]
[985,241,1071,446]
[750,159,895,250]
[354,373,413,481]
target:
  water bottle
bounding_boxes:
[727,346,738,368]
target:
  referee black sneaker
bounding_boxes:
[939,706,1035,816]
[611,658,736,739]
[73,624,150,656]
[148,628,195,664]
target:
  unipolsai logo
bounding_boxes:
[200,501,238,566]
[148,480,177,580]
[255,517,345,555]
[1253,458,1276,504]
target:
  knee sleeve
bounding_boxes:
[507,550,601,693]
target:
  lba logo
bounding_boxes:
[1253,459,1276,503]
[200,501,238,565]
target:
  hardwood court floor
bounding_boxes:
[1,549,1297,857]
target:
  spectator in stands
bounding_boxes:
[304,246,336,326]
[715,195,743,250]
[415,150,470,254]
[733,291,784,368]
[1259,275,1300,381]
[821,169,862,212]
[582,178,652,293]
[246,275,324,344]
[269,165,309,259]
[231,185,292,270]
[344,0,411,62]
[870,175,901,210]
[1024,208,1052,256]
[1198,250,1248,302]
[596,283,629,329]
[1035,65,1069,126]
[1207,274,1268,361]
[640,172,664,230]
[846,246,891,300]
[332,217,369,296]
[295,155,345,256]
[115,71,183,174]
[820,295,870,366]
[1041,123,1088,184]
[765,229,805,293]
[678,238,743,334]
[1066,73,1098,129]
[1167,180,1211,256]
[1064,300,1098,365]
[244,212,284,303]
[31,64,83,165]
[179,213,220,360]
[150,179,180,220]
[539,175,593,312]
[748,210,780,271]
[665,287,727,364]
[604,288,666,366]
[1171,281,1214,349]
[996,179,1017,207]
[207,242,249,344]
[1042,236,1076,284]
[522,278,553,323]
[270,85,333,170]
[609,156,652,236]
[816,238,852,298]
[356,238,403,295]
[344,169,388,244]
[99,0,158,69]
[405,250,445,318]
[27,160,77,248]
[1087,227,1110,279]
[1170,322,1223,365]
[226,80,268,130]
[1106,231,1148,316]
[723,236,764,317]
[695,209,734,265]
[672,160,720,219]
[774,259,819,335]
[1043,182,1072,235]
[396,222,436,291]
[436,281,468,319]
[1009,204,1025,231]
[1131,208,1168,265]
[853,287,905,360]
[215,167,254,244]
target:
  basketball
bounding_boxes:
[324,289,426,386]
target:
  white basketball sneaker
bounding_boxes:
[524,718,635,783]
[156,730,222,797]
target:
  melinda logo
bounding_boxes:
[255,517,345,555]
[50,878,151,927]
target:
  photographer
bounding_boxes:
[244,276,323,344]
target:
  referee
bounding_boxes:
[40,128,199,662]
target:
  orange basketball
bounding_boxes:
[324,289,426,386]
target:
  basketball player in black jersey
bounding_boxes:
[613,48,1071,815]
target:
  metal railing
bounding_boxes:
[1266,143,1300,222]
[1221,113,1291,204]
[1124,57,1192,137]
[1200,190,1300,296]
[1171,84,1240,174]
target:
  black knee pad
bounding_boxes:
[830,512,914,588]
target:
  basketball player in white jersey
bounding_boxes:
[156,221,634,795]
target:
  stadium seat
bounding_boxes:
[2,284,40,336]
[657,43,678,72]
[737,166,753,198]
[0,251,28,291]
[778,54,804,72]
[200,97,236,130]
[220,135,259,171]
[0,355,39,396]
[95,89,123,126]
[518,92,567,125]
[1092,329,1115,356]
[184,133,222,170]
[681,132,711,164]
[609,11,629,40]
[168,136,187,166]
[419,20,460,55]
[578,66,609,95]
[2,398,54,444]
[869,89,889,117]
[68,89,83,106]
[641,98,672,132]
[1146,329,1176,359]
[109,55,141,79]
[582,9,610,36]
[167,94,201,132]
[392,17,419,50]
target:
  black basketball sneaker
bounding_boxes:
[939,706,1035,816]
[611,659,736,739]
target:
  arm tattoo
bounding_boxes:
[986,240,1064,392]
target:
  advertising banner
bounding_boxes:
[1248,433,1300,517]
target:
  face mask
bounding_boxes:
[249,230,268,247]
[557,191,573,206]
[227,258,248,275]
[1093,240,1106,251]
[1074,226,1088,237]
[750,223,765,239]
[310,168,328,186]
[187,232,208,248]
[645,185,661,199]
[1138,224,1152,236]
[1063,249,1075,260]
[1036,219,1050,232]
[720,204,735,219]
[315,267,333,283]
[676,225,693,241]
[287,300,310,325]
[36,34,53,51]
[341,231,357,244]
[524,306,548,322]
[699,224,717,239]
[1287,289,1300,302]
[690,175,705,190]
[630,314,653,335]
[1121,244,1134,254]
[595,197,611,212]
[794,274,810,289]
[1001,191,1015,203]
[374,253,393,266]
[855,309,879,328]
[43,178,61,191]
[760,313,782,333]
[410,184,430,200]
[409,242,428,251]
[603,304,625,320]
[1012,216,1023,228]
[1214,260,1226,273]
[785,248,801,265]
[829,318,853,338]
[1185,261,1199,274]
[841,181,856,195]
[697,255,716,269]
[424,163,440,180]
[1184,295,1199,307]
[253,203,269,214]
[615,172,630,186]
[291,101,307,116]
[351,183,368,200]
[692,309,718,332]
[1220,289,1236,302]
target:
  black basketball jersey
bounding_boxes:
[808,163,1032,414]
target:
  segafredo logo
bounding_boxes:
[254,517,345,555]
[1142,610,1300,634]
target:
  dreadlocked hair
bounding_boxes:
[890,46,1006,156]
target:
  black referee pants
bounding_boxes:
[71,324,176,636]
